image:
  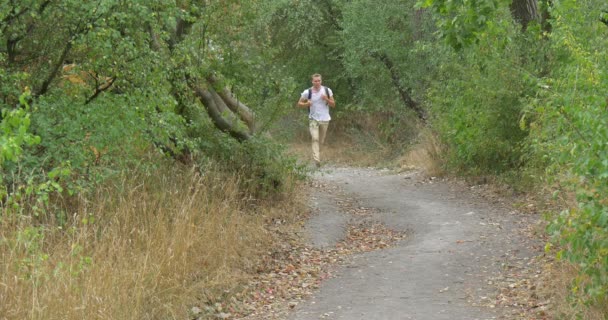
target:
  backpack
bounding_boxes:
[307,86,331,101]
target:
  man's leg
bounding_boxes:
[318,121,329,145]
[309,120,321,164]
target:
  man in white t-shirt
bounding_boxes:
[297,73,336,167]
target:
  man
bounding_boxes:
[297,73,335,167]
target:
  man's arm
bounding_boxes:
[323,94,335,108]
[297,97,311,108]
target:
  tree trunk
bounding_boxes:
[188,80,252,142]
[207,75,256,133]
[35,41,72,97]
[510,0,540,31]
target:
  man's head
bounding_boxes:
[311,73,322,89]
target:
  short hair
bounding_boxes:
[311,73,322,79]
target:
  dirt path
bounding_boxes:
[291,166,546,320]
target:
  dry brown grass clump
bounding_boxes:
[0,165,304,320]
[538,260,608,320]
[397,129,444,177]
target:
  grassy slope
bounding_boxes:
[0,163,308,319]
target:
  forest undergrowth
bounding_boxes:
[0,160,308,319]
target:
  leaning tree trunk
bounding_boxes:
[206,75,256,134]
[187,77,252,142]
[371,52,426,122]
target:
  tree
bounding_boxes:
[257,0,354,103]
[510,0,540,30]
[418,0,551,48]
[339,0,433,121]
[0,0,297,198]
[260,0,437,143]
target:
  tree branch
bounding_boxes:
[146,23,162,51]
[510,0,540,31]
[1,2,29,33]
[370,52,426,122]
[34,2,111,97]
[4,0,53,63]
[209,85,232,115]
[85,76,116,105]
[168,17,194,52]
[163,9,252,142]
[321,0,343,31]
[207,75,256,133]
[35,40,72,97]
[188,79,251,142]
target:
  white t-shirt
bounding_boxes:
[301,86,333,121]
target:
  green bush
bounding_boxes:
[200,134,308,199]
[426,33,531,174]
[533,0,608,305]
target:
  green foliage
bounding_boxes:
[0,87,42,203]
[198,133,308,199]
[529,0,608,305]
[238,138,308,197]
[0,89,40,166]
[328,0,438,147]
[340,0,417,105]
[0,0,305,206]
[417,0,508,50]
[426,18,533,174]
[257,0,352,103]
[357,0,608,309]
[420,0,608,309]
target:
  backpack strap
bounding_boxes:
[309,86,332,100]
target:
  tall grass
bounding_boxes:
[0,164,301,319]
[398,128,444,177]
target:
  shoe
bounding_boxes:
[315,161,321,168]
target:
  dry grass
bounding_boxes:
[282,110,421,168]
[287,139,390,168]
[286,121,405,168]
[284,119,445,176]
[539,260,608,320]
[397,129,444,177]
[0,165,305,319]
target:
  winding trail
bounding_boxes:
[292,166,543,320]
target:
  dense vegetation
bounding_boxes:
[1,0,607,318]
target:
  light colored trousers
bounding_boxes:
[309,120,329,163]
